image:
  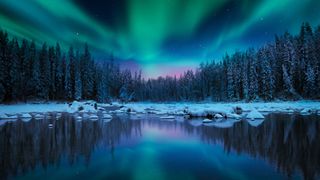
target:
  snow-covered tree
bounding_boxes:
[247,49,259,100]
[74,50,82,100]
[305,63,316,98]
[65,47,73,100]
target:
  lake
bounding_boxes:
[0,113,319,180]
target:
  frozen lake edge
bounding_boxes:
[0,101,320,118]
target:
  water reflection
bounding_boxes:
[0,113,319,179]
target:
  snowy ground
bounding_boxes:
[1,101,320,120]
[118,101,320,116]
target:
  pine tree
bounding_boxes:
[55,43,64,100]
[39,43,50,100]
[20,39,30,101]
[48,46,56,99]
[74,50,82,100]
[226,61,234,100]
[9,39,21,101]
[259,46,275,100]
[96,66,108,103]
[64,47,73,100]
[0,30,10,101]
[81,44,94,99]
[282,65,299,99]
[29,41,41,99]
[305,63,316,98]
[248,49,259,100]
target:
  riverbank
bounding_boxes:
[0,100,320,117]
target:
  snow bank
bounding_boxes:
[119,101,320,119]
[1,101,320,122]
[0,103,68,114]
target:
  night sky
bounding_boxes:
[1,0,320,78]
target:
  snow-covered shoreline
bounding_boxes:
[120,100,320,113]
[1,101,319,115]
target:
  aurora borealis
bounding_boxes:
[1,0,320,78]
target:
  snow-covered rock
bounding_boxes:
[67,101,98,113]
[233,106,243,114]
[214,114,223,119]
[246,109,264,120]
[203,119,213,123]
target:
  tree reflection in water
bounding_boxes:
[0,113,319,179]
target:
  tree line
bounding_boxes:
[0,22,320,103]
[137,22,320,101]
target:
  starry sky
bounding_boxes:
[0,0,320,78]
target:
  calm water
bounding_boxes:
[0,113,319,180]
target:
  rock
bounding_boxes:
[246,109,264,120]
[202,119,213,123]
[233,106,243,114]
